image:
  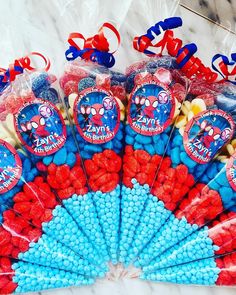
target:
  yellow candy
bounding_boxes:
[68,93,78,109]
[191,98,206,115]
[226,144,235,155]
[231,139,236,148]
[175,115,187,128]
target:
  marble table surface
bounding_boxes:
[0,0,236,294]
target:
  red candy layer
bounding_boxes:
[0,210,42,258]
[38,155,88,199]
[216,253,236,285]
[152,160,195,211]
[84,149,122,193]
[123,146,161,188]
[176,184,223,226]
[0,257,17,294]
[13,177,58,227]
[209,211,236,254]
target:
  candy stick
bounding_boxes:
[133,82,235,268]
[119,56,188,265]
[60,59,126,264]
[0,69,109,265]
[142,208,236,275]
[141,252,236,286]
[0,257,93,294]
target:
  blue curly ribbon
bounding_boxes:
[212,53,236,85]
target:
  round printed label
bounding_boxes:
[226,153,236,191]
[0,140,22,194]
[15,99,67,156]
[74,88,120,144]
[127,80,175,136]
[183,110,234,164]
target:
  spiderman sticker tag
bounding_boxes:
[183,110,234,164]
[74,88,120,144]
[127,79,175,136]
[14,99,67,156]
[226,152,236,191]
[0,140,22,194]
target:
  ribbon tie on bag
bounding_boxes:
[65,22,120,68]
[212,53,236,85]
[0,52,50,91]
[133,17,236,84]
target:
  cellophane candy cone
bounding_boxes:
[0,71,107,275]
[142,139,236,272]
[60,60,126,264]
[143,206,236,275]
[141,252,236,286]
[134,81,235,268]
[120,56,189,265]
[0,256,93,294]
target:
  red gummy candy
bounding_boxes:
[56,165,71,183]
[111,85,126,102]
[84,159,98,175]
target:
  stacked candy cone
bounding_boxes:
[60,60,126,264]
[132,81,235,268]
[119,56,188,265]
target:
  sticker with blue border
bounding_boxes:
[128,78,175,136]
[0,140,22,194]
[74,87,120,144]
[14,99,67,156]
[183,110,234,164]
[227,153,236,191]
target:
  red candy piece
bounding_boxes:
[63,80,79,96]
[85,150,122,193]
[176,184,224,226]
[111,85,126,102]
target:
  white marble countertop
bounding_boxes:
[0,0,236,294]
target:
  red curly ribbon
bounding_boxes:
[67,22,120,62]
[2,52,50,83]
[133,17,236,83]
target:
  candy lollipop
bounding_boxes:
[60,58,125,264]
[0,257,93,294]
[142,252,236,286]
[133,81,235,268]
[119,55,188,264]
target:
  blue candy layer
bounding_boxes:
[143,226,218,272]
[92,185,120,264]
[141,257,220,285]
[42,205,103,266]
[12,261,93,293]
[119,179,149,263]
[75,123,124,159]
[134,214,199,268]
[18,234,102,277]
[125,125,170,155]
[166,129,210,180]
[63,192,109,262]
[125,195,171,266]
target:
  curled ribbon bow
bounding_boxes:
[0,52,50,92]
[212,53,236,85]
[133,17,236,84]
[65,22,120,68]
